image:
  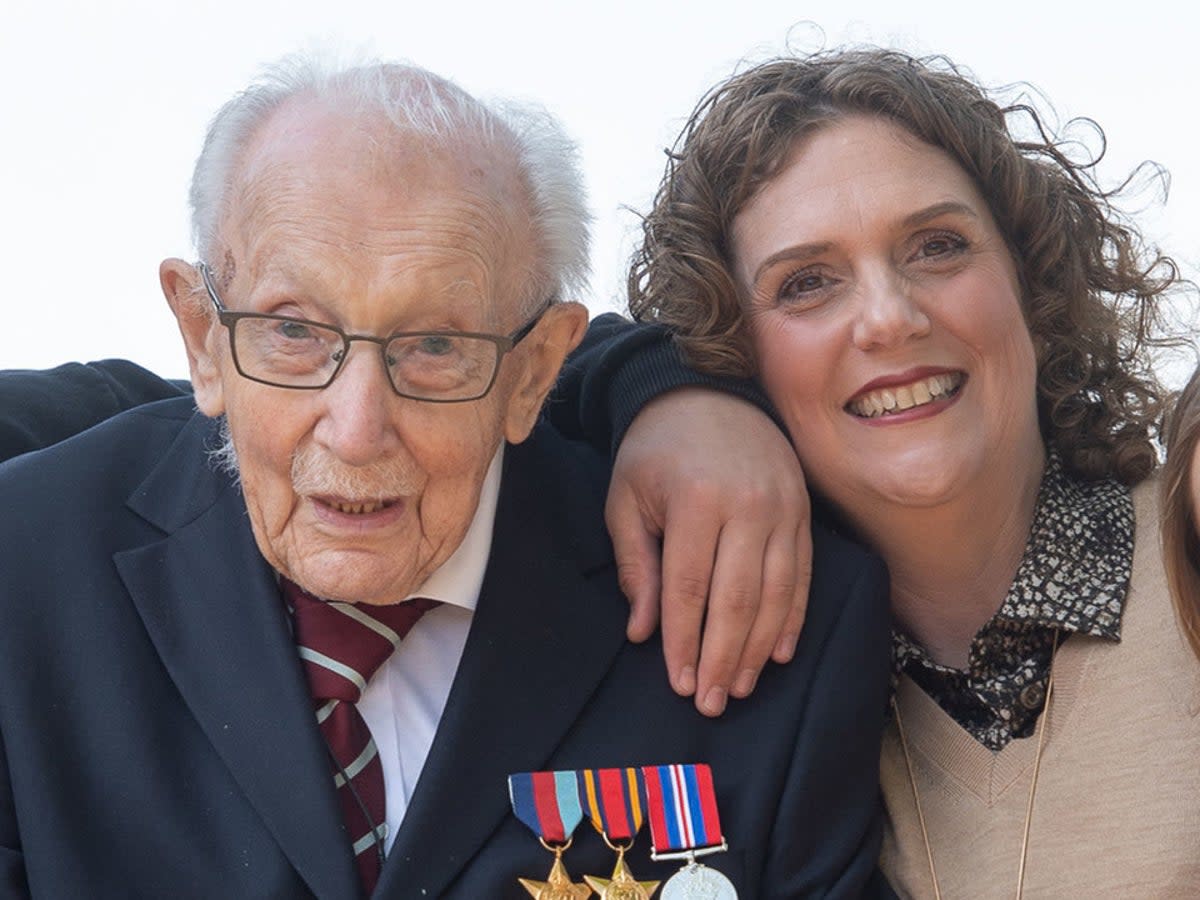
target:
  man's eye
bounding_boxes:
[277,320,316,340]
[418,336,456,356]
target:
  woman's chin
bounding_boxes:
[813,446,980,517]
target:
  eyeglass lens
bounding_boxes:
[231,317,501,400]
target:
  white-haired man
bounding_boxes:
[0,56,892,898]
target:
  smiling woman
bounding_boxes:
[628,46,1199,897]
[734,116,1042,542]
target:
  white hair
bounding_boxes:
[189,52,591,310]
[207,416,239,484]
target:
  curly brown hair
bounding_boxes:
[1161,368,1200,659]
[628,47,1180,485]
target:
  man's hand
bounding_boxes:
[606,388,812,716]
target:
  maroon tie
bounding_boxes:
[283,578,438,896]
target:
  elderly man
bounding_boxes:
[0,56,891,898]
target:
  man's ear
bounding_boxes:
[503,301,588,443]
[160,258,225,416]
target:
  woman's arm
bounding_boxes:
[549,314,811,716]
[0,360,188,463]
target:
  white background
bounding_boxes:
[4,0,1197,380]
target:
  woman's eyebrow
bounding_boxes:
[901,200,980,229]
[752,241,834,284]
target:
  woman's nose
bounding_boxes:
[851,270,932,351]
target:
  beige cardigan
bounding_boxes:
[880,481,1200,898]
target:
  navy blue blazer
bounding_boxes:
[0,397,891,898]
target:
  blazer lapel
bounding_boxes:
[113,414,360,900]
[378,428,628,898]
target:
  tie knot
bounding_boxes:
[284,579,438,704]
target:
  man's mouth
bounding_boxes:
[316,497,399,516]
[846,372,964,419]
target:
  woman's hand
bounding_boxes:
[606,388,811,716]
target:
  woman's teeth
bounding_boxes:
[848,373,963,418]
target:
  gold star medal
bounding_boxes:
[508,772,593,898]
[578,768,661,899]
[642,764,738,900]
[583,843,661,899]
[519,845,594,900]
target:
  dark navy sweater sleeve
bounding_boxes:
[547,313,777,455]
[0,360,189,462]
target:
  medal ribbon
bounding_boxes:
[577,767,645,842]
[642,763,725,852]
[508,770,584,844]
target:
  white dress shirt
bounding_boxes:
[355,447,501,852]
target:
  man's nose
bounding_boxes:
[311,344,400,466]
[851,268,932,351]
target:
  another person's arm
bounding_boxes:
[0,360,187,463]
[549,314,810,716]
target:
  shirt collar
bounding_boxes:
[888,449,1134,749]
[400,445,503,614]
[991,447,1132,641]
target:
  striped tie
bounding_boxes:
[283,578,438,896]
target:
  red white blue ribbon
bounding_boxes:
[642,763,726,855]
[508,770,584,845]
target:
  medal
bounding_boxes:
[509,770,593,899]
[642,764,737,900]
[520,851,594,900]
[578,768,661,899]
[658,862,737,900]
[584,847,661,900]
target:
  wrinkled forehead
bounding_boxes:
[215,96,537,321]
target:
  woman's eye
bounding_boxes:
[914,232,967,260]
[778,270,830,302]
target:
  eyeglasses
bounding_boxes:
[197,262,545,403]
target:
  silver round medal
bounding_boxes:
[661,863,738,900]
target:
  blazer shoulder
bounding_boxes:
[803,523,891,649]
[498,420,614,573]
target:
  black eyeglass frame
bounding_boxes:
[196,261,547,403]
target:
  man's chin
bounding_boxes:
[276,551,421,606]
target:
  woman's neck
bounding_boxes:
[850,445,1047,669]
